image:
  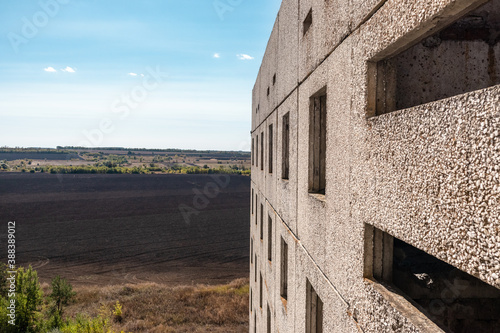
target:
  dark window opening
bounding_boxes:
[251,189,254,214]
[309,88,327,194]
[282,112,290,180]
[260,272,263,308]
[256,135,259,168]
[261,132,264,171]
[251,237,253,264]
[280,237,288,300]
[365,225,500,333]
[371,0,500,116]
[267,86,270,97]
[268,215,272,261]
[255,194,258,225]
[255,254,257,282]
[306,279,323,333]
[272,74,276,86]
[251,138,254,166]
[268,124,273,173]
[303,9,312,36]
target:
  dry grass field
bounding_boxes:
[40,278,249,332]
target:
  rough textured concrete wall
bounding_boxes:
[265,114,278,208]
[367,86,500,287]
[275,90,299,234]
[277,0,299,104]
[274,214,299,333]
[250,0,500,332]
[382,0,500,112]
[392,41,500,110]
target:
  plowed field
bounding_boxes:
[0,173,250,286]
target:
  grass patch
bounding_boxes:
[63,279,249,333]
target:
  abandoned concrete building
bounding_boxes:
[249,0,500,332]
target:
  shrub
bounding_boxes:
[49,276,75,328]
[14,266,44,332]
[112,301,123,323]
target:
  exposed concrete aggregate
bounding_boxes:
[250,0,500,332]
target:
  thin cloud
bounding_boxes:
[61,66,76,73]
[236,54,254,60]
[213,53,220,58]
[128,73,138,76]
[44,67,57,72]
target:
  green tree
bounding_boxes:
[49,276,75,328]
[15,266,44,332]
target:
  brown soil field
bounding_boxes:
[0,173,250,287]
[0,152,80,160]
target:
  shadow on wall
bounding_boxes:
[374,0,500,115]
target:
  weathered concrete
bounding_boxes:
[250,0,500,332]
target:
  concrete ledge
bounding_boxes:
[365,279,446,333]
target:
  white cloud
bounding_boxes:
[128,73,138,76]
[213,53,220,58]
[236,54,254,60]
[44,67,57,72]
[61,66,76,73]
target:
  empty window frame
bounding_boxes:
[268,215,273,262]
[370,0,500,116]
[280,237,288,300]
[260,272,263,308]
[364,224,500,332]
[250,288,253,309]
[261,132,264,171]
[303,9,312,36]
[251,237,253,264]
[255,254,257,282]
[268,124,273,174]
[255,194,258,225]
[273,74,276,86]
[309,88,327,194]
[256,135,259,167]
[267,304,272,333]
[252,138,255,165]
[306,279,323,333]
[251,189,254,215]
[282,112,290,180]
[260,203,264,240]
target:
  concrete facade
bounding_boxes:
[250,0,500,332]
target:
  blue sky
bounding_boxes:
[0,0,281,151]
